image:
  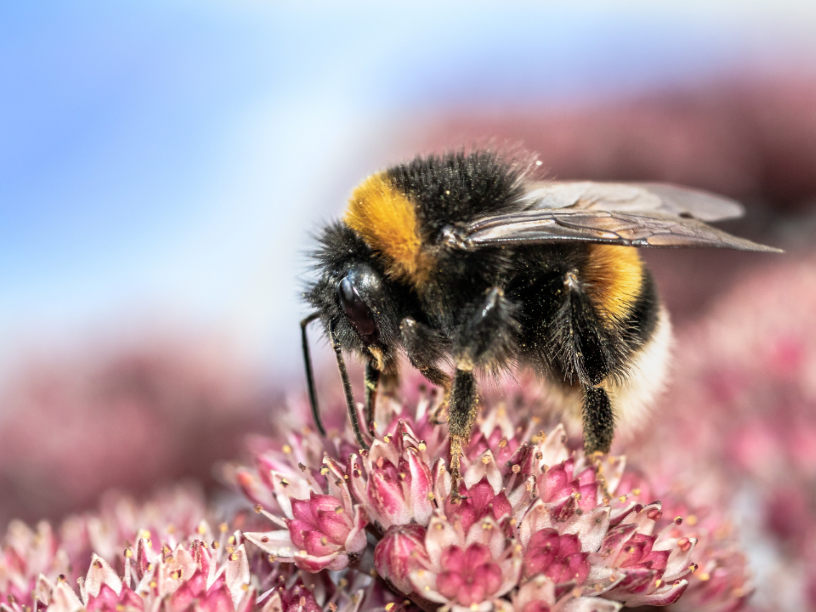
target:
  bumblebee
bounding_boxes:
[301,150,779,487]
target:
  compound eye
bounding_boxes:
[338,277,378,344]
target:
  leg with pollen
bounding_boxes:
[364,360,380,430]
[448,288,518,500]
[448,368,478,500]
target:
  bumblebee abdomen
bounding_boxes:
[514,243,660,384]
[581,244,646,326]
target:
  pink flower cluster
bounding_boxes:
[236,390,747,612]
[0,380,756,612]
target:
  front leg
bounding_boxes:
[364,356,399,430]
[400,317,451,390]
[364,359,380,428]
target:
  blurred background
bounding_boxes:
[2,2,816,609]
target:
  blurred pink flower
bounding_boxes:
[630,254,816,611]
[0,334,271,527]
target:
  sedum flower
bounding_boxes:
[0,371,757,612]
[243,457,368,573]
[347,420,434,530]
[509,575,622,612]
[235,385,726,611]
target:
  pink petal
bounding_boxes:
[559,534,582,557]
[343,505,369,555]
[545,559,571,584]
[170,571,207,610]
[441,546,466,573]
[560,598,622,612]
[369,471,410,527]
[304,530,340,556]
[445,495,477,533]
[577,482,599,511]
[436,571,464,599]
[314,510,351,543]
[640,549,670,572]
[84,555,122,600]
[294,551,342,573]
[474,562,503,596]
[85,585,123,612]
[661,538,696,582]
[287,520,311,549]
[225,545,250,609]
[424,517,461,570]
[565,506,610,553]
[290,499,314,524]
[198,580,234,612]
[309,494,346,514]
[524,529,559,577]
[615,579,688,606]
[405,447,434,524]
[458,581,486,606]
[463,543,492,569]
[490,491,512,521]
[469,478,498,512]
[567,553,591,585]
[539,464,571,502]
[374,524,428,595]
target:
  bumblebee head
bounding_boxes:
[304,222,411,361]
[336,264,381,347]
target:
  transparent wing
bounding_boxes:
[445,182,781,253]
[518,181,744,221]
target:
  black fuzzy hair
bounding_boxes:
[386,150,529,237]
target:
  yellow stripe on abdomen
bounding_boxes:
[582,244,644,323]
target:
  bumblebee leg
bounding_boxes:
[582,386,614,454]
[401,317,450,386]
[364,359,380,431]
[300,313,326,436]
[364,359,400,433]
[582,386,615,499]
[448,368,478,502]
[401,317,451,422]
[448,288,518,501]
[454,287,518,371]
[329,322,369,451]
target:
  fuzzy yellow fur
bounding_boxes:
[583,244,644,323]
[344,173,432,286]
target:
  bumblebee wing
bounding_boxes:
[453,182,781,253]
[518,181,745,221]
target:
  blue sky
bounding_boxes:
[1,1,814,374]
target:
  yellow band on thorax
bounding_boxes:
[344,173,433,286]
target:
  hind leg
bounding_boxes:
[582,386,614,454]
[543,271,618,455]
